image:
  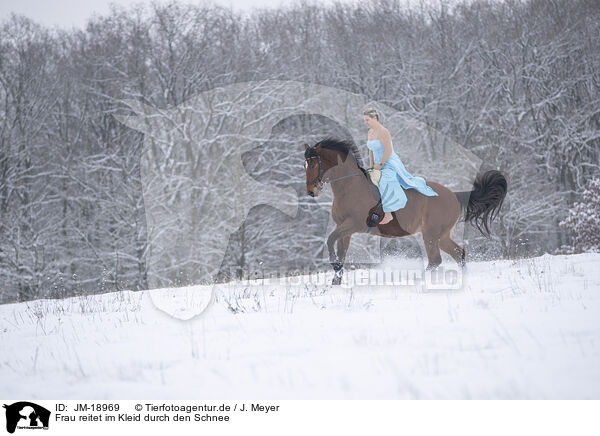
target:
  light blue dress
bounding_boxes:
[367,139,438,212]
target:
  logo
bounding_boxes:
[3,402,50,434]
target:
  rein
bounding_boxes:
[327,172,363,183]
[305,153,363,186]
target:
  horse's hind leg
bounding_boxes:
[440,235,466,268]
[422,231,442,271]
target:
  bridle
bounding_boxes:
[304,150,362,188]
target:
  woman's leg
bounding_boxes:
[378,171,406,225]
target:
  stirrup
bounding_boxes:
[367,212,381,227]
[367,199,384,227]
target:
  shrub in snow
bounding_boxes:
[559,178,600,253]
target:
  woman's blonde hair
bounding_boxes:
[363,107,380,121]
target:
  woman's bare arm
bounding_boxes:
[376,130,392,168]
[369,150,374,168]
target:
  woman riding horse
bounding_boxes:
[304,123,507,285]
[363,108,439,225]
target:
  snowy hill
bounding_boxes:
[1,253,600,399]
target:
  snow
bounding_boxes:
[1,253,600,399]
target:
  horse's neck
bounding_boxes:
[324,153,372,202]
[330,182,354,202]
[329,167,372,203]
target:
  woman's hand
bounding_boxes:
[374,163,383,170]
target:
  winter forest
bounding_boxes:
[0,0,599,303]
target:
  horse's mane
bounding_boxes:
[307,137,369,179]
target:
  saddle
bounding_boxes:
[366,168,381,186]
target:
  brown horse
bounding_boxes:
[304,138,507,285]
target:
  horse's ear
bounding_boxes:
[304,143,309,150]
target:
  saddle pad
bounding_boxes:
[367,168,381,186]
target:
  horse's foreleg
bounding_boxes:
[327,227,344,285]
[332,233,353,285]
[327,228,340,265]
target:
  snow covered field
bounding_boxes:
[1,253,600,399]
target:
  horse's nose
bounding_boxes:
[307,191,314,197]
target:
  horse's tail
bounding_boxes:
[455,170,507,237]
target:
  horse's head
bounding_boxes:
[304,143,325,197]
[304,139,362,197]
